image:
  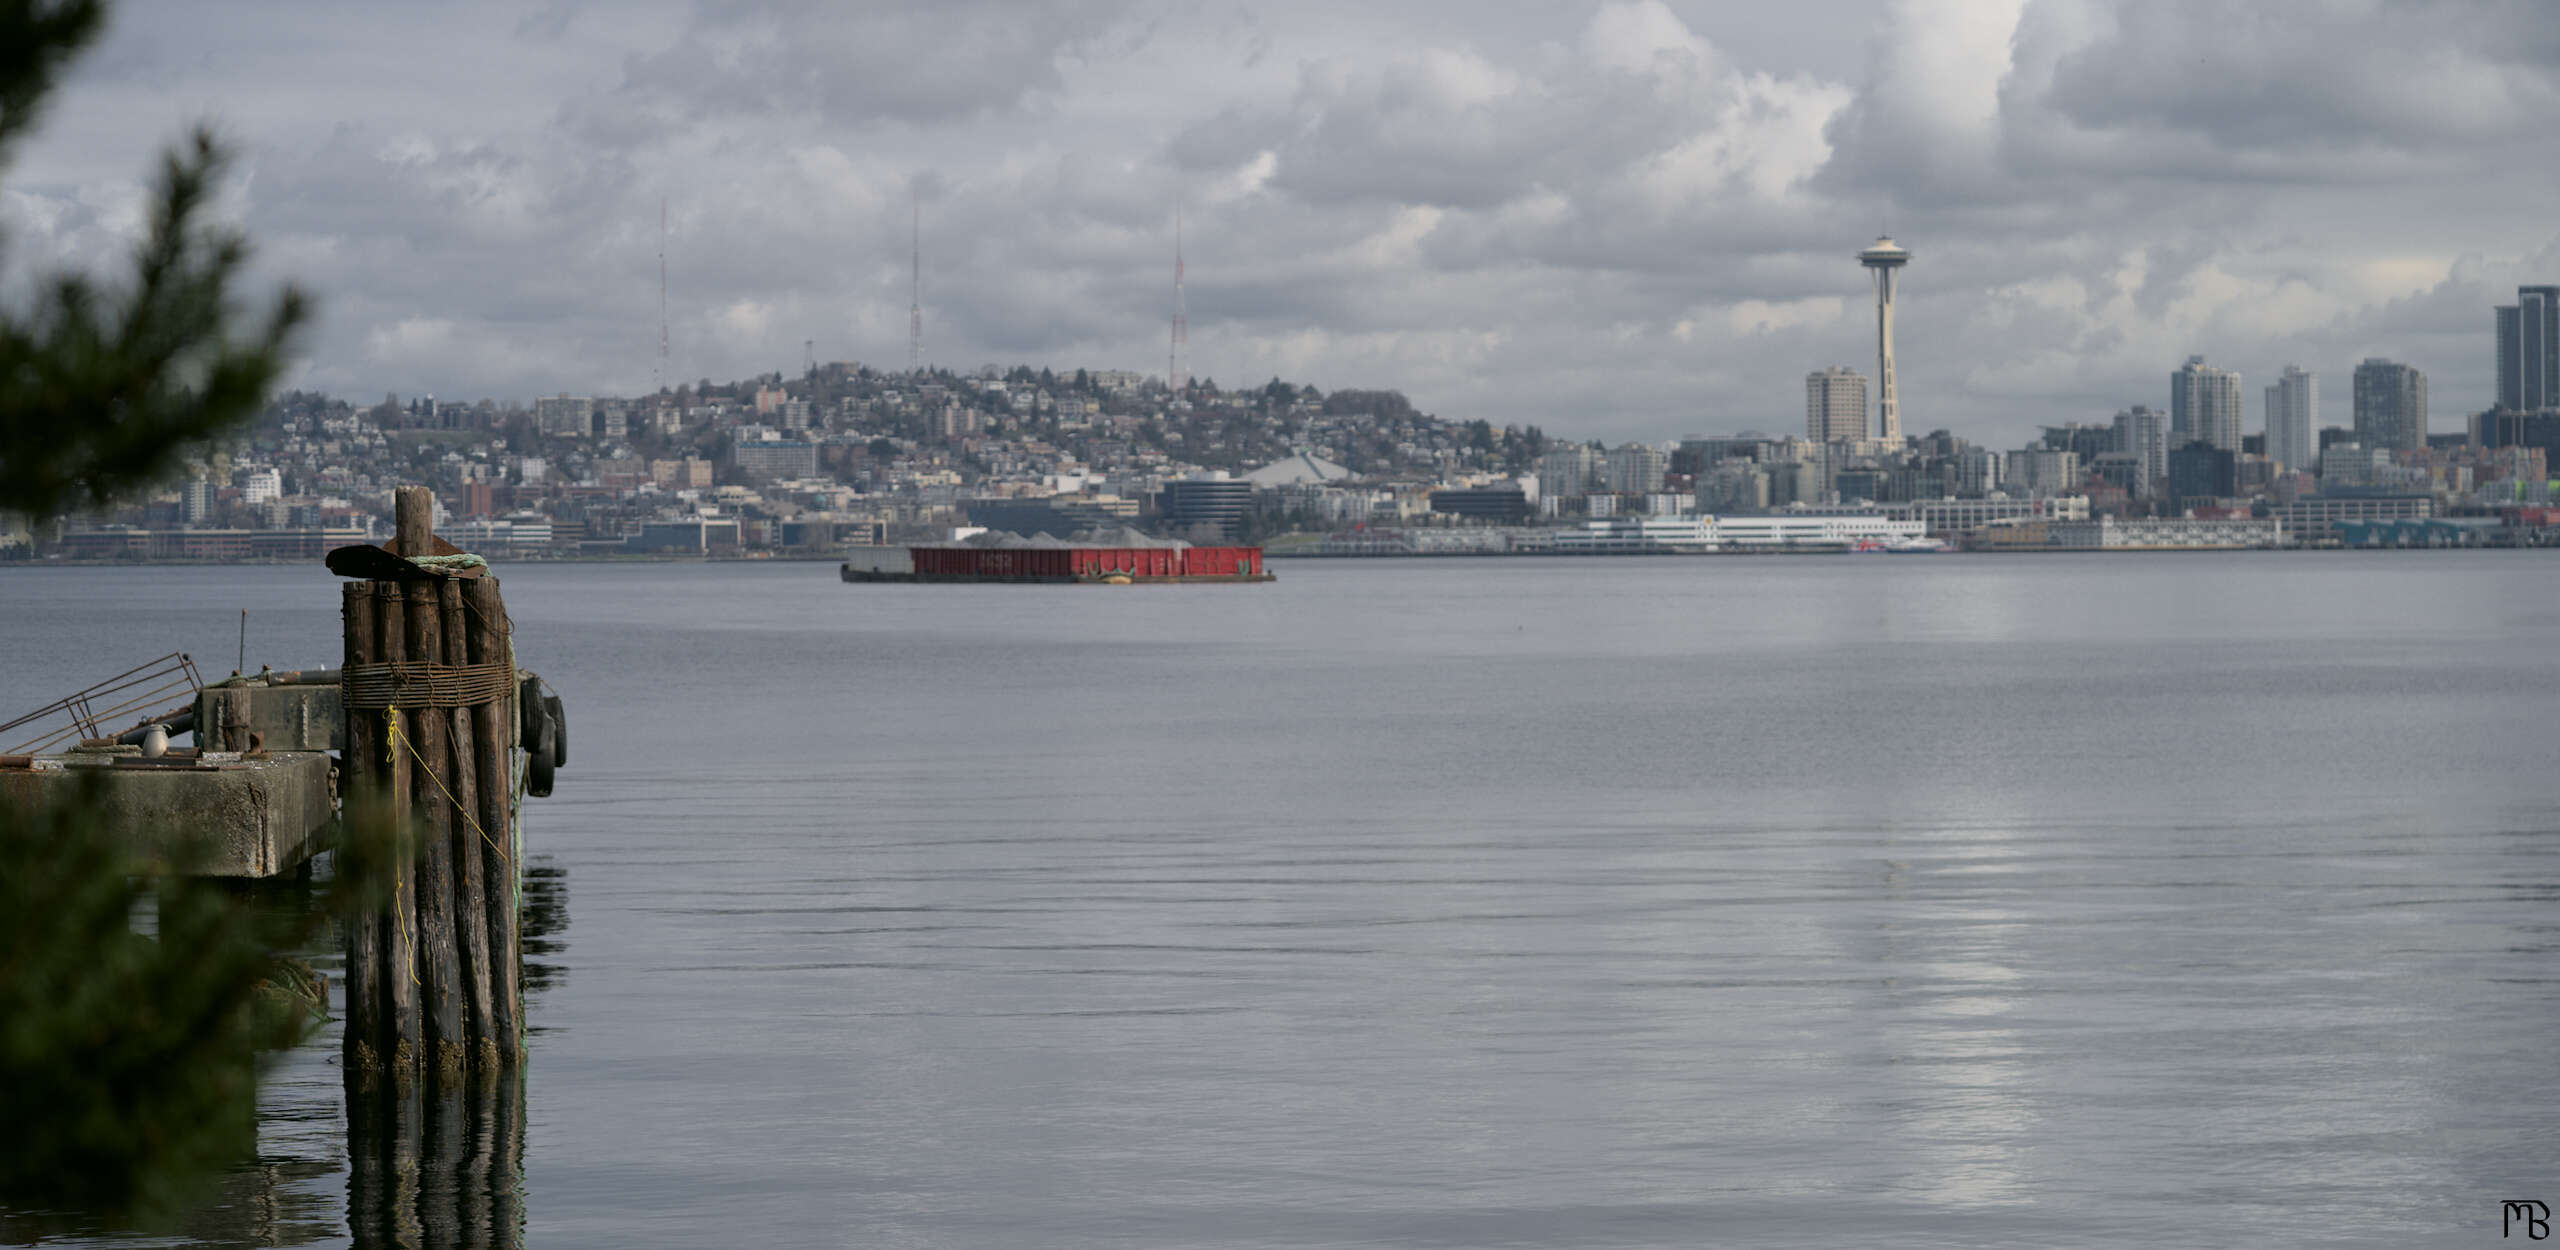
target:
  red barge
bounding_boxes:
[841,544,1273,584]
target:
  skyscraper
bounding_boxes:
[2113,405,2169,496]
[1805,366,1869,442]
[2171,356,2243,453]
[2352,358,2428,451]
[2264,365,2315,471]
[2495,286,2558,411]
[1857,236,1910,443]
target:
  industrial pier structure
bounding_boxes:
[0,485,571,1084]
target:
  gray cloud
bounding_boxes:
[1,0,2553,445]
[617,0,1140,129]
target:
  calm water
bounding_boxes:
[4,553,2557,1248]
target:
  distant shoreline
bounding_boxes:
[6,544,2548,570]
[1265,544,2553,558]
[0,553,856,570]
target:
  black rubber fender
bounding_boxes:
[517,675,544,745]
[543,693,566,768]
[526,712,556,798]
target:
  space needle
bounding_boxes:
[1858,235,1911,443]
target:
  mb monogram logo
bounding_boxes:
[2508,1200,2550,1239]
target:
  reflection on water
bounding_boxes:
[168,1152,344,1249]
[0,853,566,1248]
[12,557,2560,1246]
[344,1071,525,1250]
[518,857,568,1005]
[338,853,561,1247]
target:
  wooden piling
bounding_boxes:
[440,577,497,1069]
[394,486,467,1078]
[340,582,383,1075]
[374,579,420,1074]
[464,576,521,1061]
[344,484,528,1077]
[406,588,465,1076]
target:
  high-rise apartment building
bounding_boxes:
[2351,358,2427,451]
[1602,443,1669,495]
[180,474,216,526]
[2172,356,2243,453]
[1805,367,1869,442]
[1536,444,1601,502]
[2112,406,2169,496]
[2265,366,2316,471]
[2495,286,2558,411]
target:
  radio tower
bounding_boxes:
[656,198,669,394]
[907,198,923,375]
[1169,204,1188,392]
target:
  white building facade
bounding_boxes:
[2265,367,2316,472]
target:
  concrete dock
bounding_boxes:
[0,747,335,878]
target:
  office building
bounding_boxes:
[1427,486,1535,524]
[2496,286,2559,411]
[2351,358,2427,452]
[2478,409,2560,459]
[2265,366,2315,471]
[1805,367,1869,442]
[2167,441,2237,500]
[1157,473,1252,539]
[2003,448,2081,497]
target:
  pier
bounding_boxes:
[0,485,568,1083]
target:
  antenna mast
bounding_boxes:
[1170,204,1188,392]
[908,197,923,375]
[657,198,669,394]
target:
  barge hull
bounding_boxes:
[841,570,1275,584]
[843,543,1273,584]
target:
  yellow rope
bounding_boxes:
[385,704,418,988]
[385,702,510,865]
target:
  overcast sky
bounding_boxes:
[6,0,2557,446]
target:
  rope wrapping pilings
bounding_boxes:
[342,660,514,710]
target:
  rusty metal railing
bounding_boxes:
[0,652,204,755]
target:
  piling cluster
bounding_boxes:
[340,486,522,1078]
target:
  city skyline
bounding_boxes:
[4,0,2555,447]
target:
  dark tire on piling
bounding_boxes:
[527,714,556,798]
[518,676,543,745]
[543,694,566,768]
